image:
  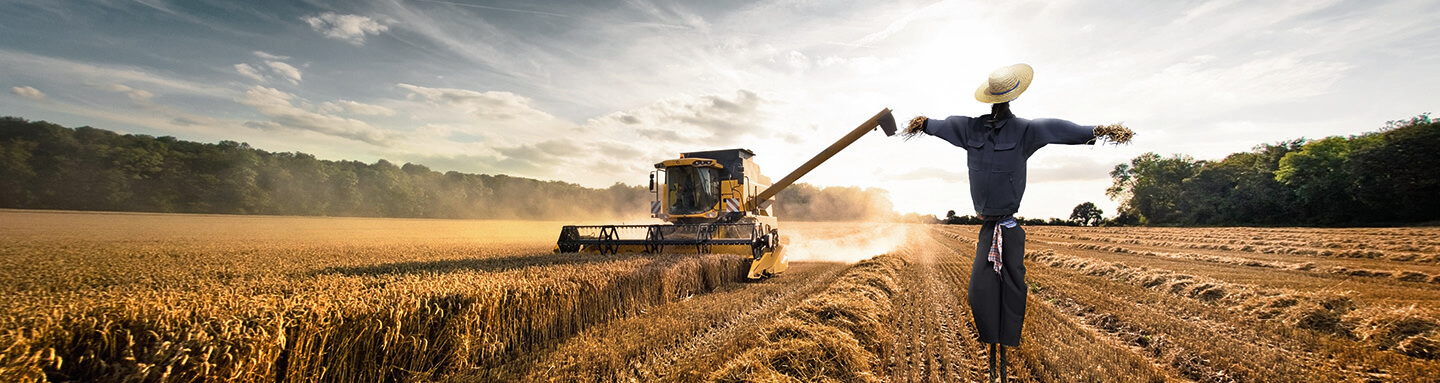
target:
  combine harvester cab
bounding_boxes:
[557,109,897,279]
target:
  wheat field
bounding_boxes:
[3,209,1439,382]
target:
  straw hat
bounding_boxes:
[974,63,1033,104]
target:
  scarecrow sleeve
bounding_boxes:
[1026,119,1134,156]
[1028,118,1098,146]
[918,116,972,147]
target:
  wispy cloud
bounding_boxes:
[101,84,155,106]
[319,100,396,117]
[233,51,304,85]
[409,0,576,19]
[234,63,266,82]
[237,86,395,145]
[398,83,553,121]
[253,51,290,61]
[376,2,537,83]
[848,1,958,47]
[1117,54,1350,119]
[265,61,303,84]
[303,12,391,45]
[0,49,229,97]
[586,90,772,144]
[12,86,46,100]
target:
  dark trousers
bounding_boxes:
[968,220,1026,346]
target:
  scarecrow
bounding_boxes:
[903,63,1133,383]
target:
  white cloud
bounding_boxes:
[319,100,396,116]
[234,63,265,82]
[585,90,773,144]
[1175,0,1244,25]
[12,86,45,100]
[101,84,155,105]
[234,52,304,85]
[0,49,228,97]
[398,83,553,121]
[252,51,290,61]
[303,12,391,45]
[848,0,958,47]
[236,86,394,145]
[1127,55,1349,107]
[779,51,810,72]
[264,61,302,85]
[377,87,784,188]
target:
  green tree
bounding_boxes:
[1220,141,1302,225]
[1177,148,1300,226]
[1346,117,1440,222]
[1069,202,1103,226]
[1107,152,1201,225]
[0,137,37,206]
[1276,136,1358,224]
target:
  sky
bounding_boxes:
[3,0,1438,220]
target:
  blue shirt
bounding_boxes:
[924,115,1096,217]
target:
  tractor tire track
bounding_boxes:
[644,261,852,382]
[926,226,1175,382]
[886,228,984,382]
[512,261,851,382]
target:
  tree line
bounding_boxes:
[1106,114,1438,226]
[938,209,1085,226]
[0,117,906,222]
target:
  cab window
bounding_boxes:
[667,166,719,215]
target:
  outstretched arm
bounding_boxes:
[1029,119,1134,146]
[1030,118,1099,145]
[902,115,972,147]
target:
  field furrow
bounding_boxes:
[885,235,979,382]
[1027,234,1440,283]
[1032,227,1440,264]
[925,227,1173,382]
[1021,234,1440,305]
[496,260,849,382]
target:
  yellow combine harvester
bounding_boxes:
[556,109,897,279]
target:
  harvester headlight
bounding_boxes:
[705,211,716,218]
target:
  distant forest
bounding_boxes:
[1106,114,1438,226]
[0,117,900,222]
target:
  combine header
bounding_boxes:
[556,109,897,278]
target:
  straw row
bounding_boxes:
[710,254,908,382]
[1025,249,1439,359]
[0,253,749,382]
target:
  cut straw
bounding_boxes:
[1092,123,1134,145]
[900,116,927,141]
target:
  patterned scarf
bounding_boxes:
[989,217,1018,274]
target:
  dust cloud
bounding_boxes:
[784,223,911,263]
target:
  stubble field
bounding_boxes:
[1,209,1438,382]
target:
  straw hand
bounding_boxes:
[1092,123,1134,145]
[902,116,927,141]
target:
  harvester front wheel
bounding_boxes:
[557,226,581,253]
[696,224,716,254]
[645,225,665,254]
[599,226,619,255]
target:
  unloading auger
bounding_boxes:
[555,108,897,279]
